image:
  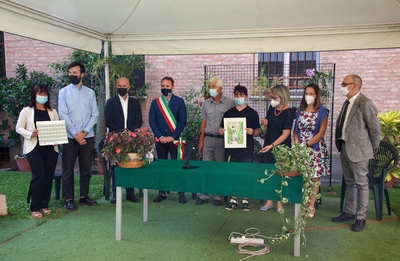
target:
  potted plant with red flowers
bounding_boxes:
[101,127,155,168]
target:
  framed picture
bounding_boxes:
[224,117,247,148]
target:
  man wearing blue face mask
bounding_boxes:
[195,77,235,207]
[219,85,260,211]
[149,76,188,203]
[58,61,99,211]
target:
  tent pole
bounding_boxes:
[104,41,110,100]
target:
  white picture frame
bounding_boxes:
[223,117,247,148]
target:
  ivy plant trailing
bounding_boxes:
[259,143,319,247]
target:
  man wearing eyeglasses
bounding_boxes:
[332,74,381,232]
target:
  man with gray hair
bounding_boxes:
[195,76,236,206]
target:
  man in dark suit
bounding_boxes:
[105,77,143,204]
[149,76,187,203]
[332,74,381,232]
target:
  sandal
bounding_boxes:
[307,207,316,218]
[41,208,51,215]
[31,212,43,220]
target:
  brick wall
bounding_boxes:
[143,54,254,126]
[4,33,72,78]
[320,48,400,153]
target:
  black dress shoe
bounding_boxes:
[195,198,207,205]
[214,200,223,206]
[153,194,166,203]
[64,200,78,211]
[126,195,139,202]
[111,197,116,204]
[351,219,366,232]
[179,195,187,204]
[332,212,356,222]
[79,197,98,206]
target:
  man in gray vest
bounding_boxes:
[196,76,235,206]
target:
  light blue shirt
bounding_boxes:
[58,83,99,139]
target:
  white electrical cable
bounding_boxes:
[228,227,290,260]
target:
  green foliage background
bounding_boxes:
[181,87,202,141]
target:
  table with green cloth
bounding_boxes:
[115,159,303,256]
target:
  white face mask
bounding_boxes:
[340,86,350,96]
[270,100,280,108]
[305,95,315,105]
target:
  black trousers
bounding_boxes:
[62,137,94,200]
[26,145,58,212]
[156,142,184,196]
[112,165,134,198]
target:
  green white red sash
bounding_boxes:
[156,95,186,160]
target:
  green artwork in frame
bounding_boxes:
[223,117,247,148]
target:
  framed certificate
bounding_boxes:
[36,120,69,146]
[223,117,247,148]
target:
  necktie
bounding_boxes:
[337,100,350,151]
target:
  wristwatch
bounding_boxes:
[82,131,88,136]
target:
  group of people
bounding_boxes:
[16,61,381,232]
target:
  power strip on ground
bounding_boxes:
[230,236,264,244]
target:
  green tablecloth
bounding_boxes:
[115,159,302,204]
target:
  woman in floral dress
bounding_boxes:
[294,84,330,218]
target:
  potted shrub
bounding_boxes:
[101,128,155,168]
[377,110,400,187]
[14,154,31,172]
[259,143,317,246]
[271,143,312,177]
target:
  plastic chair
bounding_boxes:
[253,139,262,163]
[27,145,62,203]
[183,135,200,161]
[97,136,112,201]
[182,134,198,199]
[340,140,398,220]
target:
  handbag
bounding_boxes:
[0,194,7,216]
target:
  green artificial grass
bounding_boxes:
[321,185,400,217]
[0,171,104,219]
[1,189,399,260]
[1,173,399,260]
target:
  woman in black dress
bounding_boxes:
[259,85,294,212]
[16,84,59,219]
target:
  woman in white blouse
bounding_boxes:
[16,84,59,219]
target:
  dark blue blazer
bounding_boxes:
[105,96,143,132]
[149,93,187,143]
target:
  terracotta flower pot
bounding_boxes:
[96,158,104,175]
[118,160,144,168]
[16,157,31,172]
[386,174,395,188]
[276,169,300,177]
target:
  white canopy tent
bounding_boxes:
[1,0,400,98]
[1,0,400,55]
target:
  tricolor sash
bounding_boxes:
[156,95,185,160]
